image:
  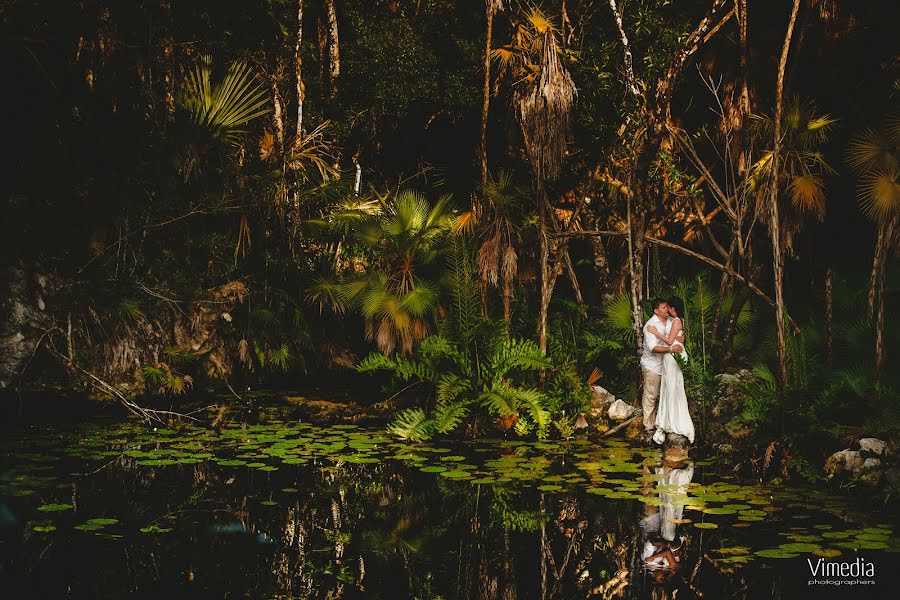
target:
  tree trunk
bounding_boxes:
[737,0,750,116]
[324,0,340,101]
[627,194,646,357]
[873,216,896,413]
[271,59,286,154]
[769,0,801,402]
[480,2,495,201]
[584,199,611,294]
[538,194,551,354]
[295,0,304,138]
[824,264,833,367]
[868,221,890,320]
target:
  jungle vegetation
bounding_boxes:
[2,0,898,479]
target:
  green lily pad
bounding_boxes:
[754,549,799,559]
[37,503,73,512]
[694,522,719,529]
[703,507,737,515]
[778,543,821,553]
[420,466,447,473]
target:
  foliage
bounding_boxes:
[360,328,551,441]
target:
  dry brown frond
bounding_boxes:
[788,174,826,218]
[763,441,777,474]
[501,244,518,285]
[478,232,502,286]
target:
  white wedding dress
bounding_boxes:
[653,317,695,444]
[658,462,694,541]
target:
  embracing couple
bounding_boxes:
[640,298,695,445]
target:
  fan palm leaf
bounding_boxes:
[180,55,270,146]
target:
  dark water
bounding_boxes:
[0,404,895,599]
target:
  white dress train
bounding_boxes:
[653,318,695,444]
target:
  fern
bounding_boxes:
[431,400,469,434]
[437,373,470,403]
[387,408,432,441]
[492,338,550,377]
[357,353,398,373]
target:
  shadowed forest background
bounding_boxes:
[2,0,899,491]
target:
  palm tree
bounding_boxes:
[493,7,576,353]
[748,97,838,253]
[846,114,900,411]
[748,95,836,394]
[476,171,525,325]
[310,189,457,355]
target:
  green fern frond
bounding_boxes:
[437,373,471,403]
[387,408,432,442]
[431,400,469,434]
[356,353,396,373]
[492,338,550,377]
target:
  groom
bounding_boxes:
[640,299,682,441]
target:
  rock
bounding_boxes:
[824,449,863,478]
[608,399,634,421]
[712,370,753,418]
[862,457,881,470]
[591,385,616,409]
[665,433,691,448]
[859,438,886,455]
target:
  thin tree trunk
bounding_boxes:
[538,193,550,354]
[584,200,612,293]
[868,222,889,320]
[324,0,340,101]
[272,59,286,154]
[710,252,732,346]
[295,0,304,138]
[737,0,750,116]
[873,217,896,413]
[769,0,801,401]
[628,197,646,357]
[480,2,495,203]
[824,264,833,367]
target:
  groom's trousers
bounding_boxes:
[641,367,661,431]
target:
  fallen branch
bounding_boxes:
[44,339,201,426]
[601,414,641,438]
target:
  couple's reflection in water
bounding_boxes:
[636,457,694,600]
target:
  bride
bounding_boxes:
[647,298,695,445]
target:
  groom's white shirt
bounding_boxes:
[640,315,671,375]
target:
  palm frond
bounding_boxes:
[179,55,270,146]
[858,171,900,223]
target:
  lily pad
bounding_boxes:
[37,503,73,512]
[754,549,799,559]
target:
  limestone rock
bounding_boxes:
[591,385,616,409]
[859,438,886,456]
[824,449,863,478]
[608,399,634,421]
[862,457,881,469]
